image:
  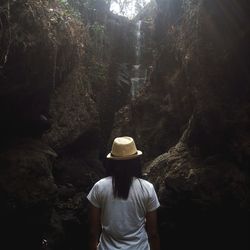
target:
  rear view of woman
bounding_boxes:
[87,136,161,250]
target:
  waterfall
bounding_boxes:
[131,20,147,99]
[135,20,142,63]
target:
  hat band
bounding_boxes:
[111,152,138,157]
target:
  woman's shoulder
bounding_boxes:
[94,176,112,187]
[134,178,154,189]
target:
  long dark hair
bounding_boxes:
[105,157,142,200]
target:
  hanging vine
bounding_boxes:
[0,0,12,67]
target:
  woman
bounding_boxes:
[87,136,161,250]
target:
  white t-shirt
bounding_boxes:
[87,176,160,250]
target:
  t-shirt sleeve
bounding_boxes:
[87,182,101,208]
[147,184,160,212]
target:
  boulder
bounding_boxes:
[148,137,250,249]
[0,138,58,249]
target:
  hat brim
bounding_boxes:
[106,150,142,160]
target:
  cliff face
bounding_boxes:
[0,1,137,249]
[111,0,250,248]
[113,0,250,161]
[147,0,250,248]
[150,0,250,159]
[0,1,102,249]
[92,12,136,154]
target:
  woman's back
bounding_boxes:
[87,176,160,250]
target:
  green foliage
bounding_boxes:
[58,0,68,4]
[90,61,108,83]
[56,0,81,18]
[87,21,106,64]
[90,22,105,36]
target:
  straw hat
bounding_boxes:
[106,136,142,160]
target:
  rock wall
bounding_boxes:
[151,0,250,160]
[113,0,250,161]
[150,0,250,248]
[111,0,250,248]
[0,1,139,249]
[90,12,136,156]
[0,1,103,249]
